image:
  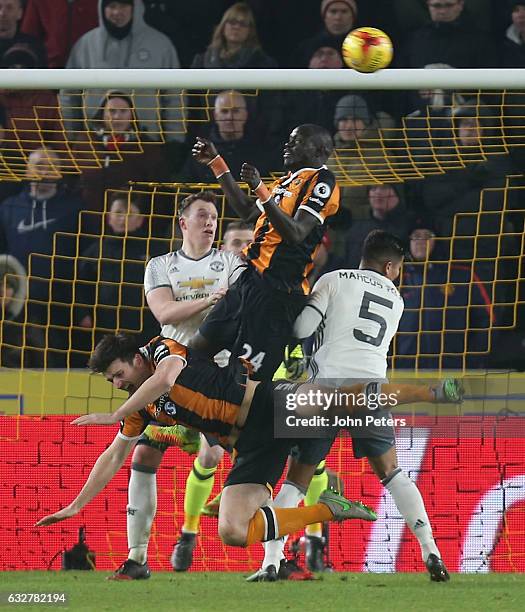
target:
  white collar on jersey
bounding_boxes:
[281,165,328,186]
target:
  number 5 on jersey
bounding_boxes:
[353,291,394,347]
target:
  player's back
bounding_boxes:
[309,268,404,380]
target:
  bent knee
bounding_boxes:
[218,520,247,547]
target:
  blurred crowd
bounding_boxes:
[1,0,525,370]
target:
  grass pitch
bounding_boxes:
[1,572,523,612]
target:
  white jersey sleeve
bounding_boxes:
[309,269,404,380]
[144,248,246,347]
[293,273,335,339]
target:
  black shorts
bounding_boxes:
[199,265,307,381]
[224,381,294,489]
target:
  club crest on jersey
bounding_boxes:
[155,394,177,417]
[313,182,331,198]
[179,277,216,290]
[210,261,225,272]
[163,401,177,416]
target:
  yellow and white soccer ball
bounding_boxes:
[342,27,393,73]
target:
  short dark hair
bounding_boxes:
[178,190,218,218]
[361,230,405,266]
[88,333,141,374]
[109,191,147,215]
[223,220,254,235]
[298,124,334,159]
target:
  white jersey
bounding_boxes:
[144,248,245,351]
[294,269,404,379]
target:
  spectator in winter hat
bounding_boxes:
[291,0,357,67]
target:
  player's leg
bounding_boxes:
[110,424,201,580]
[171,436,224,571]
[109,441,163,580]
[303,460,330,572]
[218,481,376,548]
[367,445,450,582]
[230,269,307,381]
[250,440,334,581]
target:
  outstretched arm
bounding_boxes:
[36,435,135,526]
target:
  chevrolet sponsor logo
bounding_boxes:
[179,278,216,290]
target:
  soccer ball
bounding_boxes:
[342,27,393,73]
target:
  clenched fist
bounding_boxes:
[192,137,219,165]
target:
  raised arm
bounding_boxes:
[36,434,135,526]
[192,137,259,222]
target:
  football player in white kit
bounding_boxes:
[252,230,457,582]
[110,191,247,579]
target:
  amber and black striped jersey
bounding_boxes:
[118,336,247,448]
[245,166,340,294]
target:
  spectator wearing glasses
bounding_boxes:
[397,0,495,68]
[190,2,276,69]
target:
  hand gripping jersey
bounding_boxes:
[118,336,249,449]
[300,269,404,379]
[245,166,340,294]
[144,248,245,346]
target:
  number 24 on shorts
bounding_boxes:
[239,343,266,372]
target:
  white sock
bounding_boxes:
[127,468,157,564]
[261,481,305,570]
[384,469,440,561]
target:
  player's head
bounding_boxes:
[178,190,219,250]
[89,332,150,393]
[360,230,405,281]
[221,221,254,255]
[283,124,334,170]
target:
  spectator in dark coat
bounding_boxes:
[0,147,84,270]
[0,0,46,66]
[412,102,518,241]
[20,0,99,68]
[0,147,86,367]
[502,1,525,67]
[397,0,495,68]
[75,193,161,346]
[395,221,493,369]
[180,90,280,211]
[76,90,170,221]
[291,0,357,68]
[343,183,413,269]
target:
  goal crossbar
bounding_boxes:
[3,68,525,90]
